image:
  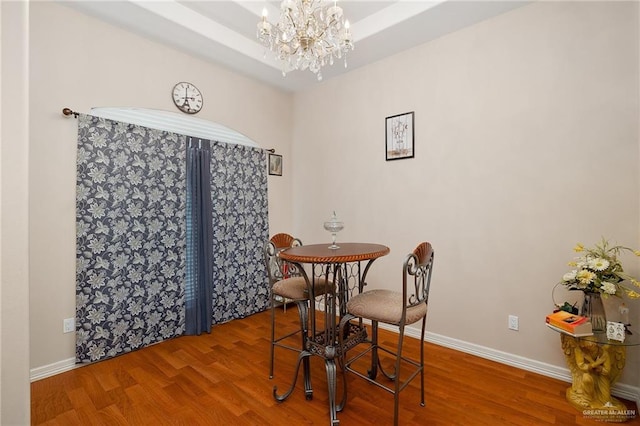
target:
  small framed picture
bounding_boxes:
[268,153,283,176]
[385,111,415,161]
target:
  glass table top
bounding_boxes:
[548,323,640,347]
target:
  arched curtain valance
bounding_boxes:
[89,107,260,148]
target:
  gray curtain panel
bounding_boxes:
[185,137,214,335]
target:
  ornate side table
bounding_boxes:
[554,329,639,422]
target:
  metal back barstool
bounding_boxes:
[340,242,434,426]
[264,233,330,380]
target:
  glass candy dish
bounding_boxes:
[323,211,344,250]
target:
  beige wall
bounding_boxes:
[28,2,293,370]
[292,1,640,387]
[18,0,640,418]
[1,1,31,424]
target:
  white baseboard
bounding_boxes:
[30,357,78,382]
[381,323,640,404]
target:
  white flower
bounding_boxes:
[601,282,617,295]
[563,271,577,281]
[577,270,596,284]
[589,257,610,271]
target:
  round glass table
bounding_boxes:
[548,323,639,422]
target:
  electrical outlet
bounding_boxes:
[508,315,519,331]
[63,318,75,334]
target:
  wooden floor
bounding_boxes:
[32,308,639,425]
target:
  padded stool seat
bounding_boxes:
[273,276,332,301]
[347,289,427,326]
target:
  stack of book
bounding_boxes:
[545,310,593,337]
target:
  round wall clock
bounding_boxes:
[172,82,203,114]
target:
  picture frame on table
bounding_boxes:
[268,153,283,176]
[385,111,415,161]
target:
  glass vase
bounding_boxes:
[580,292,607,332]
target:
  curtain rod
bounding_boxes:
[61,107,275,153]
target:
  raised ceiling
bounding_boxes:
[61,1,529,92]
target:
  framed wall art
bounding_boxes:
[385,111,415,161]
[268,153,283,176]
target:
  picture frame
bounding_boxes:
[268,153,283,176]
[385,111,415,161]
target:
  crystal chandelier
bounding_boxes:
[257,0,354,81]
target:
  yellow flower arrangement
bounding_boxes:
[560,238,640,299]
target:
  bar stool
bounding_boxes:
[340,242,434,426]
[264,233,330,379]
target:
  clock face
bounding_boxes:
[172,82,203,114]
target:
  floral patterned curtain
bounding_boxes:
[210,142,270,322]
[75,114,269,363]
[76,115,187,363]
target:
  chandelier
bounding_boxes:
[257,0,354,81]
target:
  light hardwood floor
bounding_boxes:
[32,307,639,425]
